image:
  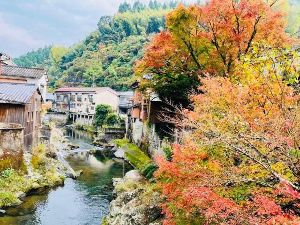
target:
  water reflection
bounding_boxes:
[0,129,131,225]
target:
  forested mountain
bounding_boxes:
[14,1,178,91]
[14,0,300,91]
[14,46,52,68]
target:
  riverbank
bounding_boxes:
[101,139,165,225]
[0,152,65,210]
[1,125,134,225]
[103,170,163,225]
[0,125,71,212]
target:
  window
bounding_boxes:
[63,95,68,103]
[31,112,34,121]
[77,95,82,102]
[91,106,94,111]
[70,95,76,101]
[56,95,62,101]
[88,95,94,103]
[27,112,30,122]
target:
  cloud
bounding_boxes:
[0,0,199,57]
[0,13,46,56]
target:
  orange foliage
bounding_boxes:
[155,55,300,224]
[166,0,291,74]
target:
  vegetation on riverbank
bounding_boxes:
[114,139,157,180]
[0,144,65,209]
[74,123,96,133]
[94,104,122,128]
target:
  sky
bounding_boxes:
[0,0,197,57]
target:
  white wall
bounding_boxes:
[28,75,47,102]
[94,90,119,111]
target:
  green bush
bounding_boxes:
[94,104,113,127]
[142,164,158,180]
[0,192,21,208]
[75,123,95,133]
[1,168,15,179]
[101,217,109,225]
[104,113,120,126]
[31,144,47,171]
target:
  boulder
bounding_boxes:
[114,148,125,159]
[124,170,144,182]
[106,174,163,225]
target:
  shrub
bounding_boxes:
[0,192,21,208]
[1,168,15,179]
[0,152,26,172]
[104,113,120,127]
[31,144,47,171]
[94,104,113,127]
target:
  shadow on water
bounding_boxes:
[0,128,131,225]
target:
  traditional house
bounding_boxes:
[53,87,119,124]
[128,81,165,145]
[0,64,47,102]
[118,91,134,115]
[0,83,43,150]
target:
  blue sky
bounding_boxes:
[0,0,197,57]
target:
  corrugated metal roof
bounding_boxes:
[0,83,37,104]
[0,65,46,79]
[55,87,118,95]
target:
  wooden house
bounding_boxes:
[0,83,42,150]
[0,64,47,102]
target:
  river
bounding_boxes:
[0,129,129,225]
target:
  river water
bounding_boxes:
[0,129,129,225]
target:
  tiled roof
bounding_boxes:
[118,91,134,96]
[55,87,118,95]
[0,83,37,104]
[0,65,46,79]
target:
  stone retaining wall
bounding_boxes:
[0,123,24,157]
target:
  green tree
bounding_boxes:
[51,46,68,65]
[104,113,120,126]
[94,104,113,127]
[132,1,146,12]
[118,2,131,13]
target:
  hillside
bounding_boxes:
[14,0,300,91]
[14,1,177,91]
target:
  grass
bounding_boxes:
[0,169,31,208]
[114,139,157,179]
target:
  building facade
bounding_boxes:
[0,64,48,102]
[0,83,42,151]
[118,91,133,115]
[53,87,119,124]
